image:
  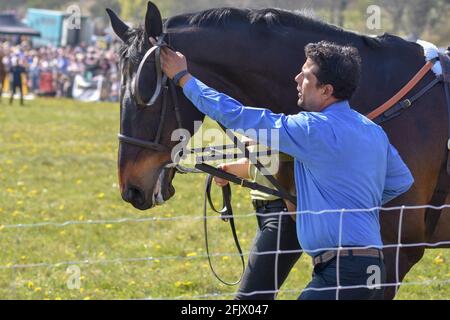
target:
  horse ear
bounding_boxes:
[106,8,129,42]
[145,1,163,38]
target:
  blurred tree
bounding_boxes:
[117,0,173,23]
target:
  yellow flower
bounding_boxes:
[58,204,64,210]
[83,296,91,300]
[222,256,230,261]
[34,287,42,293]
[186,252,197,257]
[27,281,34,289]
[433,254,444,265]
[55,297,62,300]
[175,281,193,288]
[105,224,113,229]
[97,193,105,199]
[59,230,66,236]
[76,179,83,185]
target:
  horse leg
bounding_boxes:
[381,203,428,300]
[428,191,450,245]
[383,246,425,299]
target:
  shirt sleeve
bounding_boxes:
[183,76,312,160]
[382,144,414,205]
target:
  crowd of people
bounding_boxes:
[0,39,121,104]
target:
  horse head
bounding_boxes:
[107,2,202,210]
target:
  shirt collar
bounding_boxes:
[322,100,351,113]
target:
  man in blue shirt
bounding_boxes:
[159,40,414,299]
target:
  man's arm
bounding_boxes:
[182,77,312,159]
[159,45,312,160]
[382,144,414,205]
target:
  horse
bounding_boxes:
[107,2,450,299]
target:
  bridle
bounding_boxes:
[117,34,184,156]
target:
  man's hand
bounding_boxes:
[150,37,192,87]
[213,164,230,187]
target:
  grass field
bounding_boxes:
[0,97,449,300]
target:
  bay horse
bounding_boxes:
[107,2,450,299]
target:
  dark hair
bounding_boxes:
[304,41,361,100]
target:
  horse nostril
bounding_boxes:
[125,186,145,205]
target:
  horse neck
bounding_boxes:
[169,27,427,117]
[169,27,304,114]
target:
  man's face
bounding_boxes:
[295,58,325,112]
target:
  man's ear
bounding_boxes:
[145,1,163,38]
[323,84,335,98]
[106,8,129,42]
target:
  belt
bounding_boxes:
[312,248,383,267]
[252,199,286,210]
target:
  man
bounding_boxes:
[159,40,414,300]
[9,56,26,106]
[214,140,300,300]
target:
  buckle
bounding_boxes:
[447,138,450,150]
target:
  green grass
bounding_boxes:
[0,97,449,300]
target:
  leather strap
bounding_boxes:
[313,248,383,267]
[173,70,189,87]
[367,61,434,120]
[203,174,245,286]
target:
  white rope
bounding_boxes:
[143,279,450,300]
[0,203,448,300]
[2,203,449,229]
[2,240,449,270]
[395,205,406,296]
[274,207,283,299]
[336,208,345,300]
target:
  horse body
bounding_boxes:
[109,3,450,299]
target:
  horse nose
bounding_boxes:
[123,185,146,206]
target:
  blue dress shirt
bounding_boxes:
[183,77,414,255]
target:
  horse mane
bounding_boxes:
[166,7,393,48]
[119,27,154,66]
[167,7,338,30]
[120,7,411,63]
